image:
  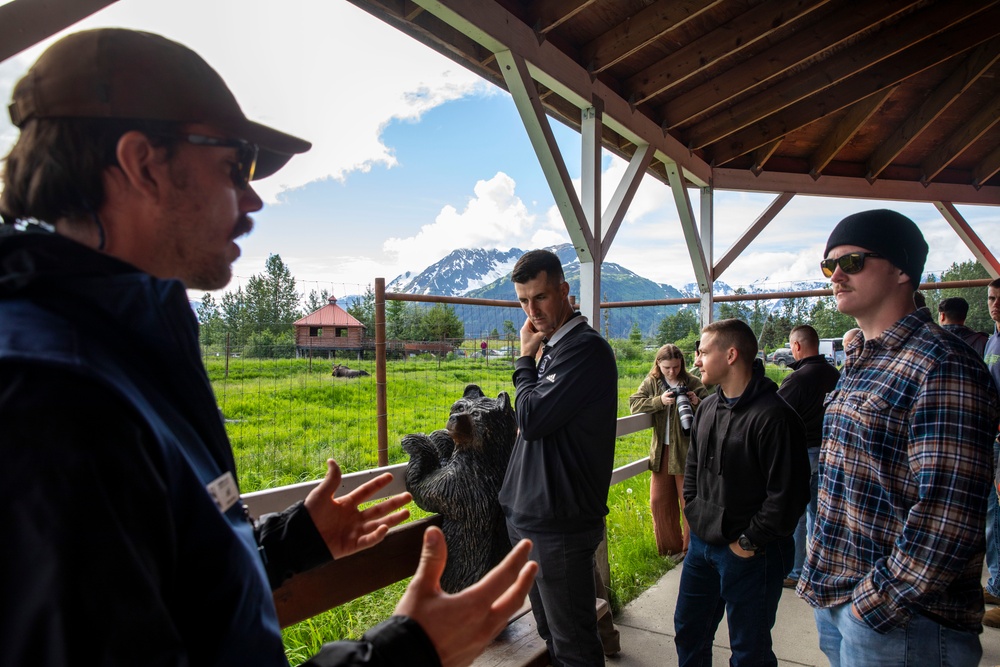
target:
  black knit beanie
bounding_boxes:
[824,209,927,289]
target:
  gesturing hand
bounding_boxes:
[304,458,412,559]
[396,526,538,667]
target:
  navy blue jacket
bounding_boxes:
[0,227,437,666]
[499,314,617,533]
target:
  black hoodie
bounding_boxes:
[682,360,809,547]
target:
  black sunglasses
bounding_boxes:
[154,133,259,189]
[820,252,883,278]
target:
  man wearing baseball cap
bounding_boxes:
[0,28,536,666]
[797,209,999,666]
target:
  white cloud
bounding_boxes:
[382,171,542,260]
[0,0,488,203]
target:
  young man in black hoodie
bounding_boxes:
[674,319,809,667]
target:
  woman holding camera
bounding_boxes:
[629,344,709,559]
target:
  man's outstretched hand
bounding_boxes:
[304,458,412,559]
[395,526,538,667]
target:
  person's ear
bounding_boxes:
[112,131,170,201]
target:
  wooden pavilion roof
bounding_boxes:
[345,0,1000,205]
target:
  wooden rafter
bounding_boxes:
[0,0,118,61]
[974,143,1000,188]
[811,88,895,179]
[687,1,999,150]
[868,37,1000,180]
[583,0,725,74]
[626,0,833,106]
[530,0,596,36]
[659,0,914,129]
[703,9,1000,165]
[922,91,1000,183]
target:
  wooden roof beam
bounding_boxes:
[702,10,1000,165]
[0,0,118,62]
[868,37,1000,181]
[687,1,1000,150]
[531,0,598,35]
[973,143,1000,188]
[922,92,1000,184]
[751,140,782,176]
[582,0,724,74]
[625,0,832,106]
[811,88,895,179]
[660,0,914,129]
[713,168,1000,205]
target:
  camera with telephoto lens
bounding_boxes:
[672,385,694,434]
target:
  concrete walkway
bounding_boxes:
[606,563,1000,666]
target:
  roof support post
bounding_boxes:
[934,201,1000,278]
[699,187,715,326]
[579,104,602,326]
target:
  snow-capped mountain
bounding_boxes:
[387,248,525,296]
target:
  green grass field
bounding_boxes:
[205,351,790,663]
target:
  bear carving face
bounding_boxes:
[445,385,514,450]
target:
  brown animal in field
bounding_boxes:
[331,364,370,378]
[401,384,516,593]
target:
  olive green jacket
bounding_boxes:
[628,375,709,474]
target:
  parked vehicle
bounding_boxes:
[768,348,795,368]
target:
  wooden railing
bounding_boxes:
[248,412,653,628]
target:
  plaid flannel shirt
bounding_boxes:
[798,308,999,633]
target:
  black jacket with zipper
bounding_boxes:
[683,360,809,547]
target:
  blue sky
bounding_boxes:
[1,0,998,302]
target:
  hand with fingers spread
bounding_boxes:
[395,526,538,667]
[304,458,412,559]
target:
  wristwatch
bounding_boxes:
[737,534,758,552]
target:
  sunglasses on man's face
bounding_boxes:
[820,252,883,278]
[157,133,259,189]
[181,134,259,189]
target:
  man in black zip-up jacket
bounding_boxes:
[778,325,841,587]
[674,319,809,667]
[500,250,618,666]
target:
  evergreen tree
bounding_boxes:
[196,293,225,347]
[346,285,376,333]
[422,303,465,341]
[656,309,699,345]
[808,296,857,339]
[304,288,331,314]
[628,322,642,344]
[243,254,301,336]
[220,286,250,348]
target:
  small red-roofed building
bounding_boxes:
[293,297,367,357]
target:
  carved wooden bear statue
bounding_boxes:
[401,384,516,593]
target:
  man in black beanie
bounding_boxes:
[797,209,999,666]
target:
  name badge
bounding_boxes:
[207,471,240,513]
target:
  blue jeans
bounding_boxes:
[789,447,820,580]
[507,522,605,667]
[674,532,794,667]
[815,603,981,667]
[986,439,1000,596]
